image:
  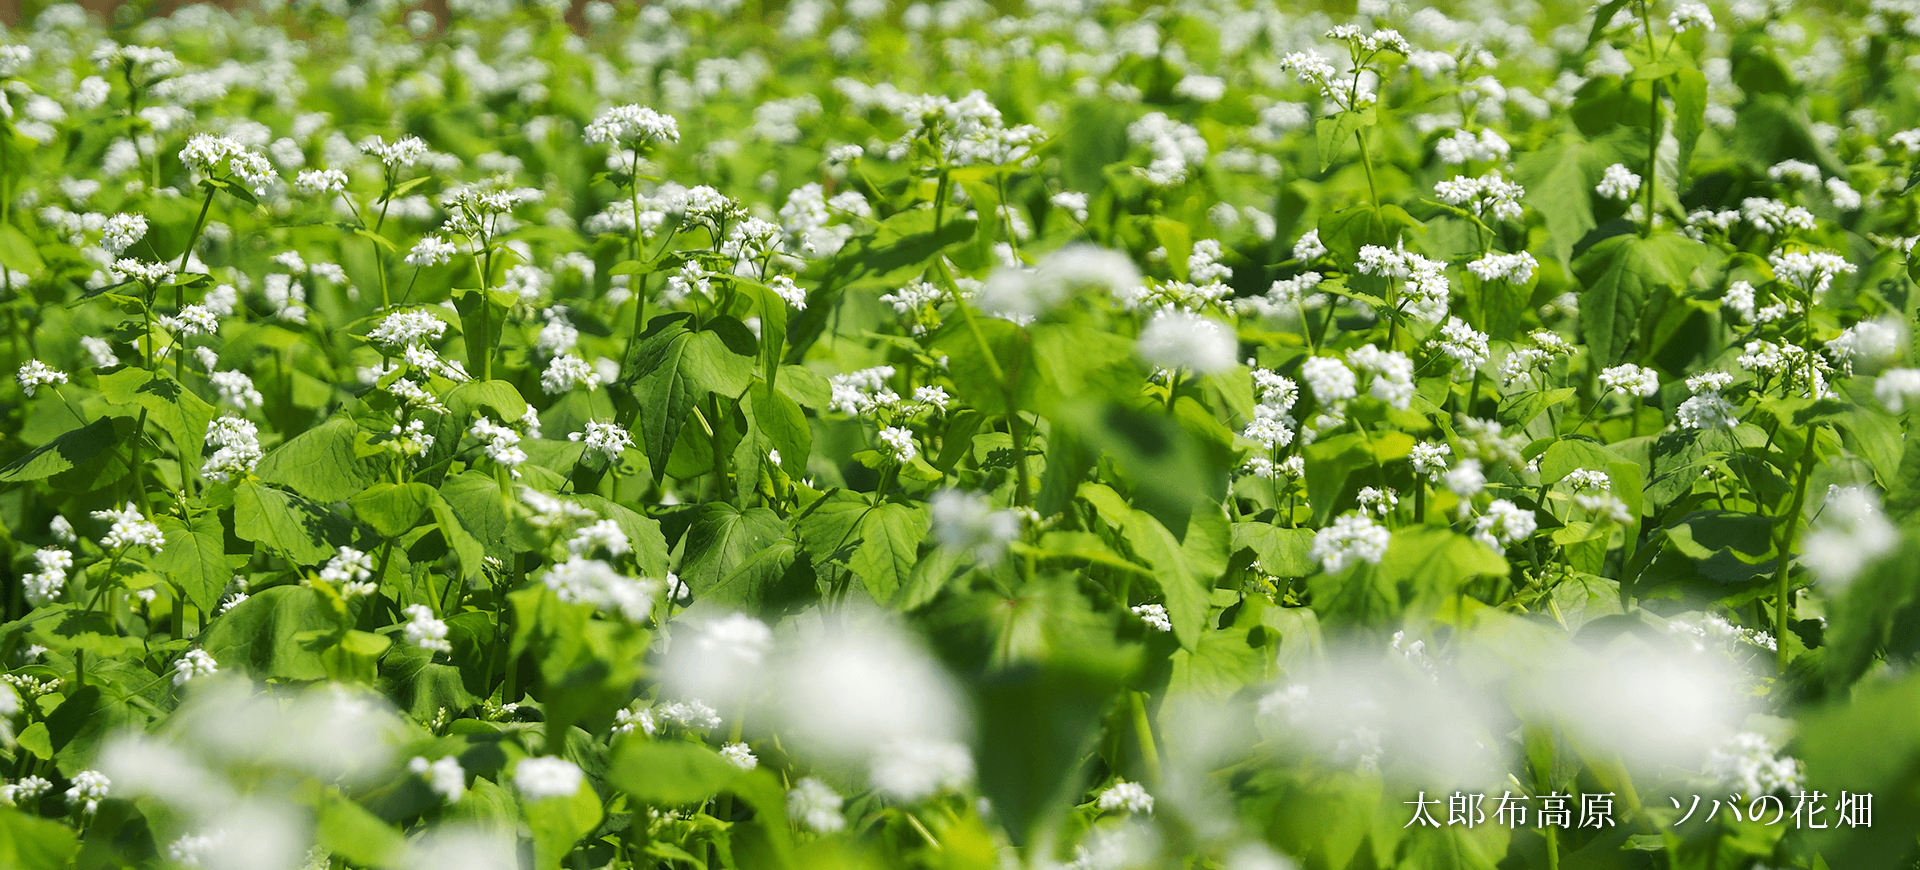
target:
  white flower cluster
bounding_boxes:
[1348,345,1415,410]
[173,649,218,686]
[1676,371,1740,430]
[402,604,452,654]
[584,104,681,146]
[1136,310,1237,374]
[91,503,164,551]
[319,546,377,598]
[1433,172,1526,222]
[15,360,67,397]
[470,416,528,475]
[1470,499,1538,551]
[514,756,584,800]
[1767,248,1856,299]
[1595,163,1642,201]
[1311,513,1391,574]
[1428,317,1491,372]
[1434,128,1509,164]
[541,557,656,623]
[930,489,1021,566]
[1127,111,1209,186]
[179,134,277,194]
[1801,486,1899,589]
[202,416,263,483]
[1704,732,1801,797]
[21,547,72,607]
[1355,243,1450,323]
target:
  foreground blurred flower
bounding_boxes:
[514,757,584,800]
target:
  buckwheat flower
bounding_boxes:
[566,520,630,557]
[406,756,467,804]
[158,304,218,336]
[1131,603,1172,632]
[541,354,599,394]
[1357,486,1399,516]
[173,649,218,686]
[114,258,178,285]
[1599,363,1660,398]
[767,274,808,309]
[0,775,50,808]
[788,778,846,833]
[92,502,163,550]
[1827,316,1904,369]
[1595,163,1641,200]
[1435,128,1509,164]
[871,738,974,802]
[1300,356,1357,405]
[202,416,263,483]
[1312,513,1391,574]
[15,360,67,397]
[1293,229,1328,261]
[1410,441,1451,476]
[22,547,72,607]
[1825,177,1863,211]
[1802,486,1899,589]
[470,417,526,473]
[294,169,348,195]
[1876,368,1920,412]
[1430,317,1490,371]
[1347,345,1415,410]
[1137,310,1236,373]
[358,135,430,168]
[1467,251,1537,285]
[1676,391,1739,429]
[66,770,109,815]
[930,489,1021,565]
[369,310,447,348]
[878,426,918,464]
[1096,781,1154,814]
[81,336,117,369]
[585,104,681,146]
[1444,458,1487,498]
[1051,190,1089,222]
[1472,499,1538,550]
[405,236,457,267]
[320,546,374,588]
[1668,2,1714,32]
[210,370,263,409]
[1768,249,1856,299]
[569,420,634,461]
[1703,732,1799,796]
[100,213,147,256]
[661,261,709,306]
[514,757,583,801]
[720,743,758,770]
[402,604,452,654]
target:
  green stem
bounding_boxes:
[178,186,216,274]
[1639,1,1661,237]
[1771,427,1820,670]
[1128,691,1163,784]
[1355,129,1379,208]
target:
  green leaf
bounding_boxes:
[1513,136,1597,267]
[1375,528,1509,617]
[682,503,787,595]
[350,482,436,538]
[446,379,528,422]
[974,649,1133,846]
[317,791,406,868]
[0,225,45,275]
[1315,107,1376,173]
[257,416,384,503]
[0,808,79,870]
[1586,0,1633,47]
[235,480,347,565]
[1669,67,1708,188]
[847,501,929,604]
[1574,233,1707,366]
[96,367,217,460]
[525,779,604,870]
[627,314,756,472]
[787,208,978,358]
[607,739,743,804]
[428,491,489,582]
[1232,523,1317,577]
[154,513,231,614]
[1315,203,1420,267]
[0,417,125,483]
[201,586,339,680]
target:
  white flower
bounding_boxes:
[1137,310,1237,374]
[878,426,918,463]
[1472,499,1538,550]
[720,743,758,770]
[566,520,630,557]
[767,274,808,309]
[542,354,600,394]
[540,557,656,623]
[1466,251,1537,285]
[1596,163,1641,200]
[584,104,681,146]
[788,778,845,833]
[1676,392,1739,430]
[211,371,263,409]
[1430,317,1490,371]
[15,360,67,397]
[1293,229,1327,261]
[1347,345,1415,410]
[1767,249,1856,299]
[470,416,527,472]
[358,135,430,168]
[1409,442,1451,477]
[410,756,467,803]
[1311,513,1391,574]
[1875,368,1920,412]
[100,213,147,256]
[173,650,218,686]
[870,738,973,802]
[202,416,263,483]
[65,770,109,815]
[91,503,164,550]
[402,604,452,654]
[514,757,584,801]
[294,169,348,195]
[1668,2,1714,32]
[569,420,634,461]
[1096,781,1154,814]
[405,236,458,267]
[320,546,375,588]
[1705,733,1801,797]
[1801,486,1899,589]
[1444,458,1487,498]
[1599,363,1660,398]
[1131,603,1172,632]
[1300,356,1357,405]
[368,310,448,348]
[929,489,1021,565]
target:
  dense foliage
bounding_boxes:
[1,0,1920,868]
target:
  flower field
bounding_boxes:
[1,0,1919,867]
